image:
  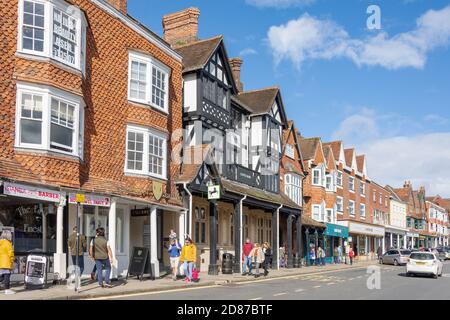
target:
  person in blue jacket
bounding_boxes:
[168,238,182,281]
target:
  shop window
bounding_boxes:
[194,207,206,244]
[83,206,109,251]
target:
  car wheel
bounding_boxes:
[433,273,438,279]
[394,259,399,266]
[406,272,410,277]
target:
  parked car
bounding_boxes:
[379,249,411,266]
[436,247,450,260]
[406,252,443,279]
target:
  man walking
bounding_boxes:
[89,228,113,288]
[242,238,253,275]
[68,226,86,276]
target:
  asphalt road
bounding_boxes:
[96,261,450,300]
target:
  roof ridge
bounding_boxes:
[175,35,223,49]
[238,86,279,95]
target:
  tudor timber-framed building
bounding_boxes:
[164,7,304,274]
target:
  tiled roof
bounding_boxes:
[356,155,365,172]
[174,145,212,184]
[323,141,342,161]
[236,87,279,115]
[299,137,320,161]
[176,36,223,73]
[344,148,354,167]
[302,215,326,228]
[221,178,301,210]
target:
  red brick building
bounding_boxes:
[0,0,185,280]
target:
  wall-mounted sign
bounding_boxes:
[153,182,163,201]
[349,222,385,237]
[3,182,62,203]
[131,208,151,217]
[208,185,220,200]
[68,193,110,207]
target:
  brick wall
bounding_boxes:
[0,0,183,206]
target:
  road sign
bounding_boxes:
[75,193,85,203]
[208,185,220,200]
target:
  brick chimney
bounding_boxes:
[229,58,244,92]
[107,0,127,14]
[162,7,200,48]
[404,181,411,188]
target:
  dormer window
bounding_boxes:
[202,52,229,109]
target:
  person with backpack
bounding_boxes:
[168,238,182,281]
[180,238,197,283]
[249,243,265,278]
[89,228,113,288]
[0,230,15,295]
[318,246,326,266]
[262,242,272,276]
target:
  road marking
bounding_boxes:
[295,289,304,292]
[313,285,321,288]
[250,297,263,300]
[273,292,287,297]
[348,278,355,280]
[357,276,363,279]
[327,282,336,286]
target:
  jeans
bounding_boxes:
[243,256,252,274]
[183,261,194,280]
[95,259,111,285]
[253,257,260,275]
[71,255,84,275]
[0,273,11,289]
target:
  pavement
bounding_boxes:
[0,260,378,300]
[99,261,450,300]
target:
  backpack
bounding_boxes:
[192,268,199,282]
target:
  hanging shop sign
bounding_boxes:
[3,182,62,203]
[68,193,111,207]
[349,222,385,237]
[208,185,221,200]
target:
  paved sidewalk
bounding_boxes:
[1,260,378,300]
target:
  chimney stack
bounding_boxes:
[162,7,200,48]
[107,0,127,14]
[229,58,244,92]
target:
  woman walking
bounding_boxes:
[180,238,197,283]
[0,230,15,294]
[262,242,272,277]
[309,247,316,266]
[250,243,265,278]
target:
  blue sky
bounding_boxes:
[128,0,450,196]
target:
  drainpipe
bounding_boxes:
[275,204,283,270]
[238,195,247,274]
[182,183,193,239]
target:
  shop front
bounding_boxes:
[0,181,65,283]
[324,223,349,263]
[384,227,407,251]
[405,232,419,249]
[343,221,385,261]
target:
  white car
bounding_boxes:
[406,252,443,279]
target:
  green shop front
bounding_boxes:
[324,223,349,263]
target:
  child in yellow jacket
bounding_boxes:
[180,238,196,282]
[0,230,15,294]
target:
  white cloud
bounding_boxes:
[239,48,258,56]
[424,114,449,125]
[267,5,450,70]
[246,0,315,8]
[331,109,450,197]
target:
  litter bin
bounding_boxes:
[222,253,233,274]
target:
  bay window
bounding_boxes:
[285,173,302,206]
[128,51,170,113]
[15,82,84,158]
[125,125,167,179]
[18,0,86,71]
[312,165,325,187]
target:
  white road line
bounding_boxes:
[295,289,304,292]
[327,282,336,285]
[357,276,363,279]
[250,297,263,300]
[273,292,287,297]
[348,278,355,280]
[313,285,321,288]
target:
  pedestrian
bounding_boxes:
[67,226,87,276]
[349,247,354,265]
[345,243,350,264]
[377,246,383,260]
[279,245,286,268]
[318,246,325,266]
[333,246,339,264]
[168,238,182,281]
[262,242,272,276]
[0,230,15,295]
[250,243,265,278]
[89,228,113,288]
[337,245,343,264]
[242,238,253,275]
[169,229,177,241]
[309,247,316,266]
[180,238,197,283]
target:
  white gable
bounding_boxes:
[271,101,281,122]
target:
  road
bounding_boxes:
[92,261,450,300]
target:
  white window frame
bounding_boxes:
[336,196,344,213]
[285,144,295,159]
[128,51,170,113]
[284,173,302,206]
[17,0,86,72]
[360,203,366,218]
[336,171,343,187]
[349,200,355,216]
[360,182,365,196]
[325,174,334,192]
[348,176,355,192]
[326,208,334,223]
[312,205,321,222]
[124,124,168,180]
[15,82,84,158]
[312,168,321,186]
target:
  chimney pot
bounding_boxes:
[107,0,127,14]
[229,57,244,92]
[162,7,200,48]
